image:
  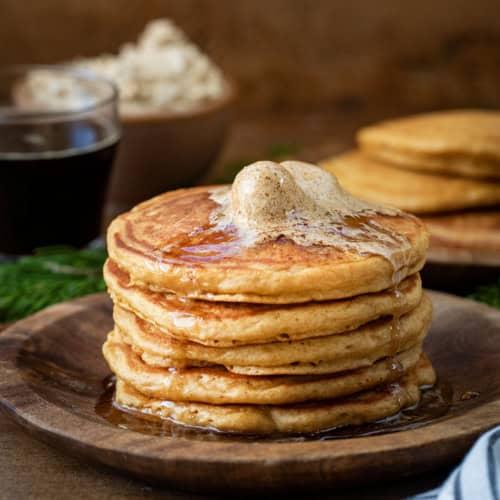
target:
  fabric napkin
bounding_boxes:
[410,426,500,500]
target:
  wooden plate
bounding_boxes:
[0,292,500,493]
[421,211,500,293]
[421,261,500,294]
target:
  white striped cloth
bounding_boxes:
[410,426,500,500]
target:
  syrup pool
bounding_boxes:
[95,377,452,442]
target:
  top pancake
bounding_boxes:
[358,110,500,180]
[107,186,428,304]
[322,151,500,214]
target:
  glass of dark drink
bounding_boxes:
[0,65,120,255]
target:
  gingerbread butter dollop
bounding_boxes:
[209,161,413,273]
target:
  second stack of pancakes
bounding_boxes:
[321,110,500,264]
[103,161,436,434]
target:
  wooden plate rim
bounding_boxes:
[0,292,500,485]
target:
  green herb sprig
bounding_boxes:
[469,279,500,309]
[0,246,107,322]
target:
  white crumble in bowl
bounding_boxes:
[18,19,229,115]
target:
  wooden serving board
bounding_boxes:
[0,292,500,493]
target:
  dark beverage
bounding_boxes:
[0,121,118,254]
[0,65,120,255]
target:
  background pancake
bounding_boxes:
[114,355,435,434]
[357,110,500,180]
[114,294,432,375]
[423,211,500,265]
[105,259,423,346]
[322,151,500,214]
[107,186,428,303]
[103,332,422,405]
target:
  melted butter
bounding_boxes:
[209,161,414,279]
[168,310,196,329]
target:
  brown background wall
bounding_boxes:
[1,0,500,116]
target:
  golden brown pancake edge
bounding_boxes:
[105,258,424,346]
[107,186,429,303]
[322,151,500,214]
[113,294,432,375]
[103,332,423,405]
[357,110,500,180]
[114,355,436,434]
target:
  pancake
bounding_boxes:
[114,354,436,434]
[105,259,423,346]
[358,110,500,180]
[422,211,500,265]
[107,186,428,304]
[322,151,500,214]
[114,294,432,375]
[103,161,436,435]
[103,331,422,405]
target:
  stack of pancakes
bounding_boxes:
[322,110,500,264]
[103,166,436,435]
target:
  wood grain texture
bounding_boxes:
[0,292,499,493]
[1,0,500,113]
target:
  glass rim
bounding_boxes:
[0,64,119,121]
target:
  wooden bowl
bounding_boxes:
[102,83,236,228]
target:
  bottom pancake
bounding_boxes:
[423,211,500,265]
[114,354,435,434]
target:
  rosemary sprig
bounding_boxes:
[0,246,107,322]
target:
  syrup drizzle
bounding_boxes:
[141,164,417,289]
[153,211,414,282]
[388,282,404,355]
